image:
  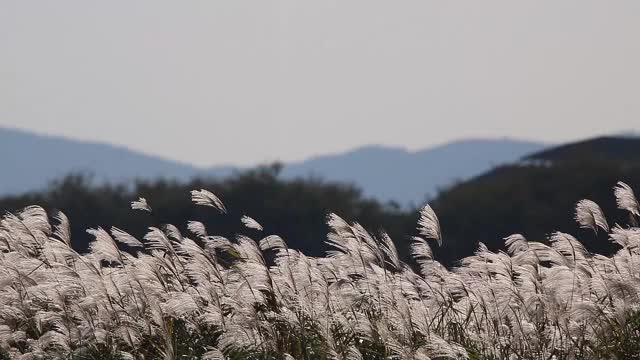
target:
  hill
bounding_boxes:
[0,127,545,204]
[431,136,640,264]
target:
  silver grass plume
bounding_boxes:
[110,227,144,248]
[418,204,442,246]
[162,292,200,318]
[87,227,122,263]
[187,221,208,238]
[19,205,51,236]
[379,232,401,271]
[191,189,227,213]
[52,211,71,246]
[549,232,587,266]
[163,224,184,243]
[143,227,176,255]
[575,199,609,233]
[410,236,433,276]
[614,181,640,216]
[609,225,640,250]
[258,235,287,252]
[131,197,151,212]
[241,216,263,231]
[504,234,528,255]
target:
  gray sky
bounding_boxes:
[1,1,639,167]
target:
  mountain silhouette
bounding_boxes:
[431,135,640,264]
[280,139,546,205]
[0,127,544,204]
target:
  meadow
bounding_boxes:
[1,182,639,359]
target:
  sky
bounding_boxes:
[1,1,639,167]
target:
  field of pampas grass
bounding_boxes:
[1,183,640,360]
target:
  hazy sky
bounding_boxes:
[1,1,639,167]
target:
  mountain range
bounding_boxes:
[0,127,545,204]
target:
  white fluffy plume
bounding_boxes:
[575,199,609,233]
[87,227,122,263]
[191,189,227,213]
[614,181,640,216]
[187,221,208,238]
[111,227,144,248]
[418,204,442,246]
[131,197,151,212]
[504,234,528,255]
[241,216,263,231]
[52,211,71,246]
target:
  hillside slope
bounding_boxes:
[431,136,640,264]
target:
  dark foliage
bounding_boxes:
[433,157,640,265]
[0,164,416,260]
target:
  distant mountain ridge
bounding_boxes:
[281,139,546,204]
[0,127,233,194]
[0,127,546,204]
